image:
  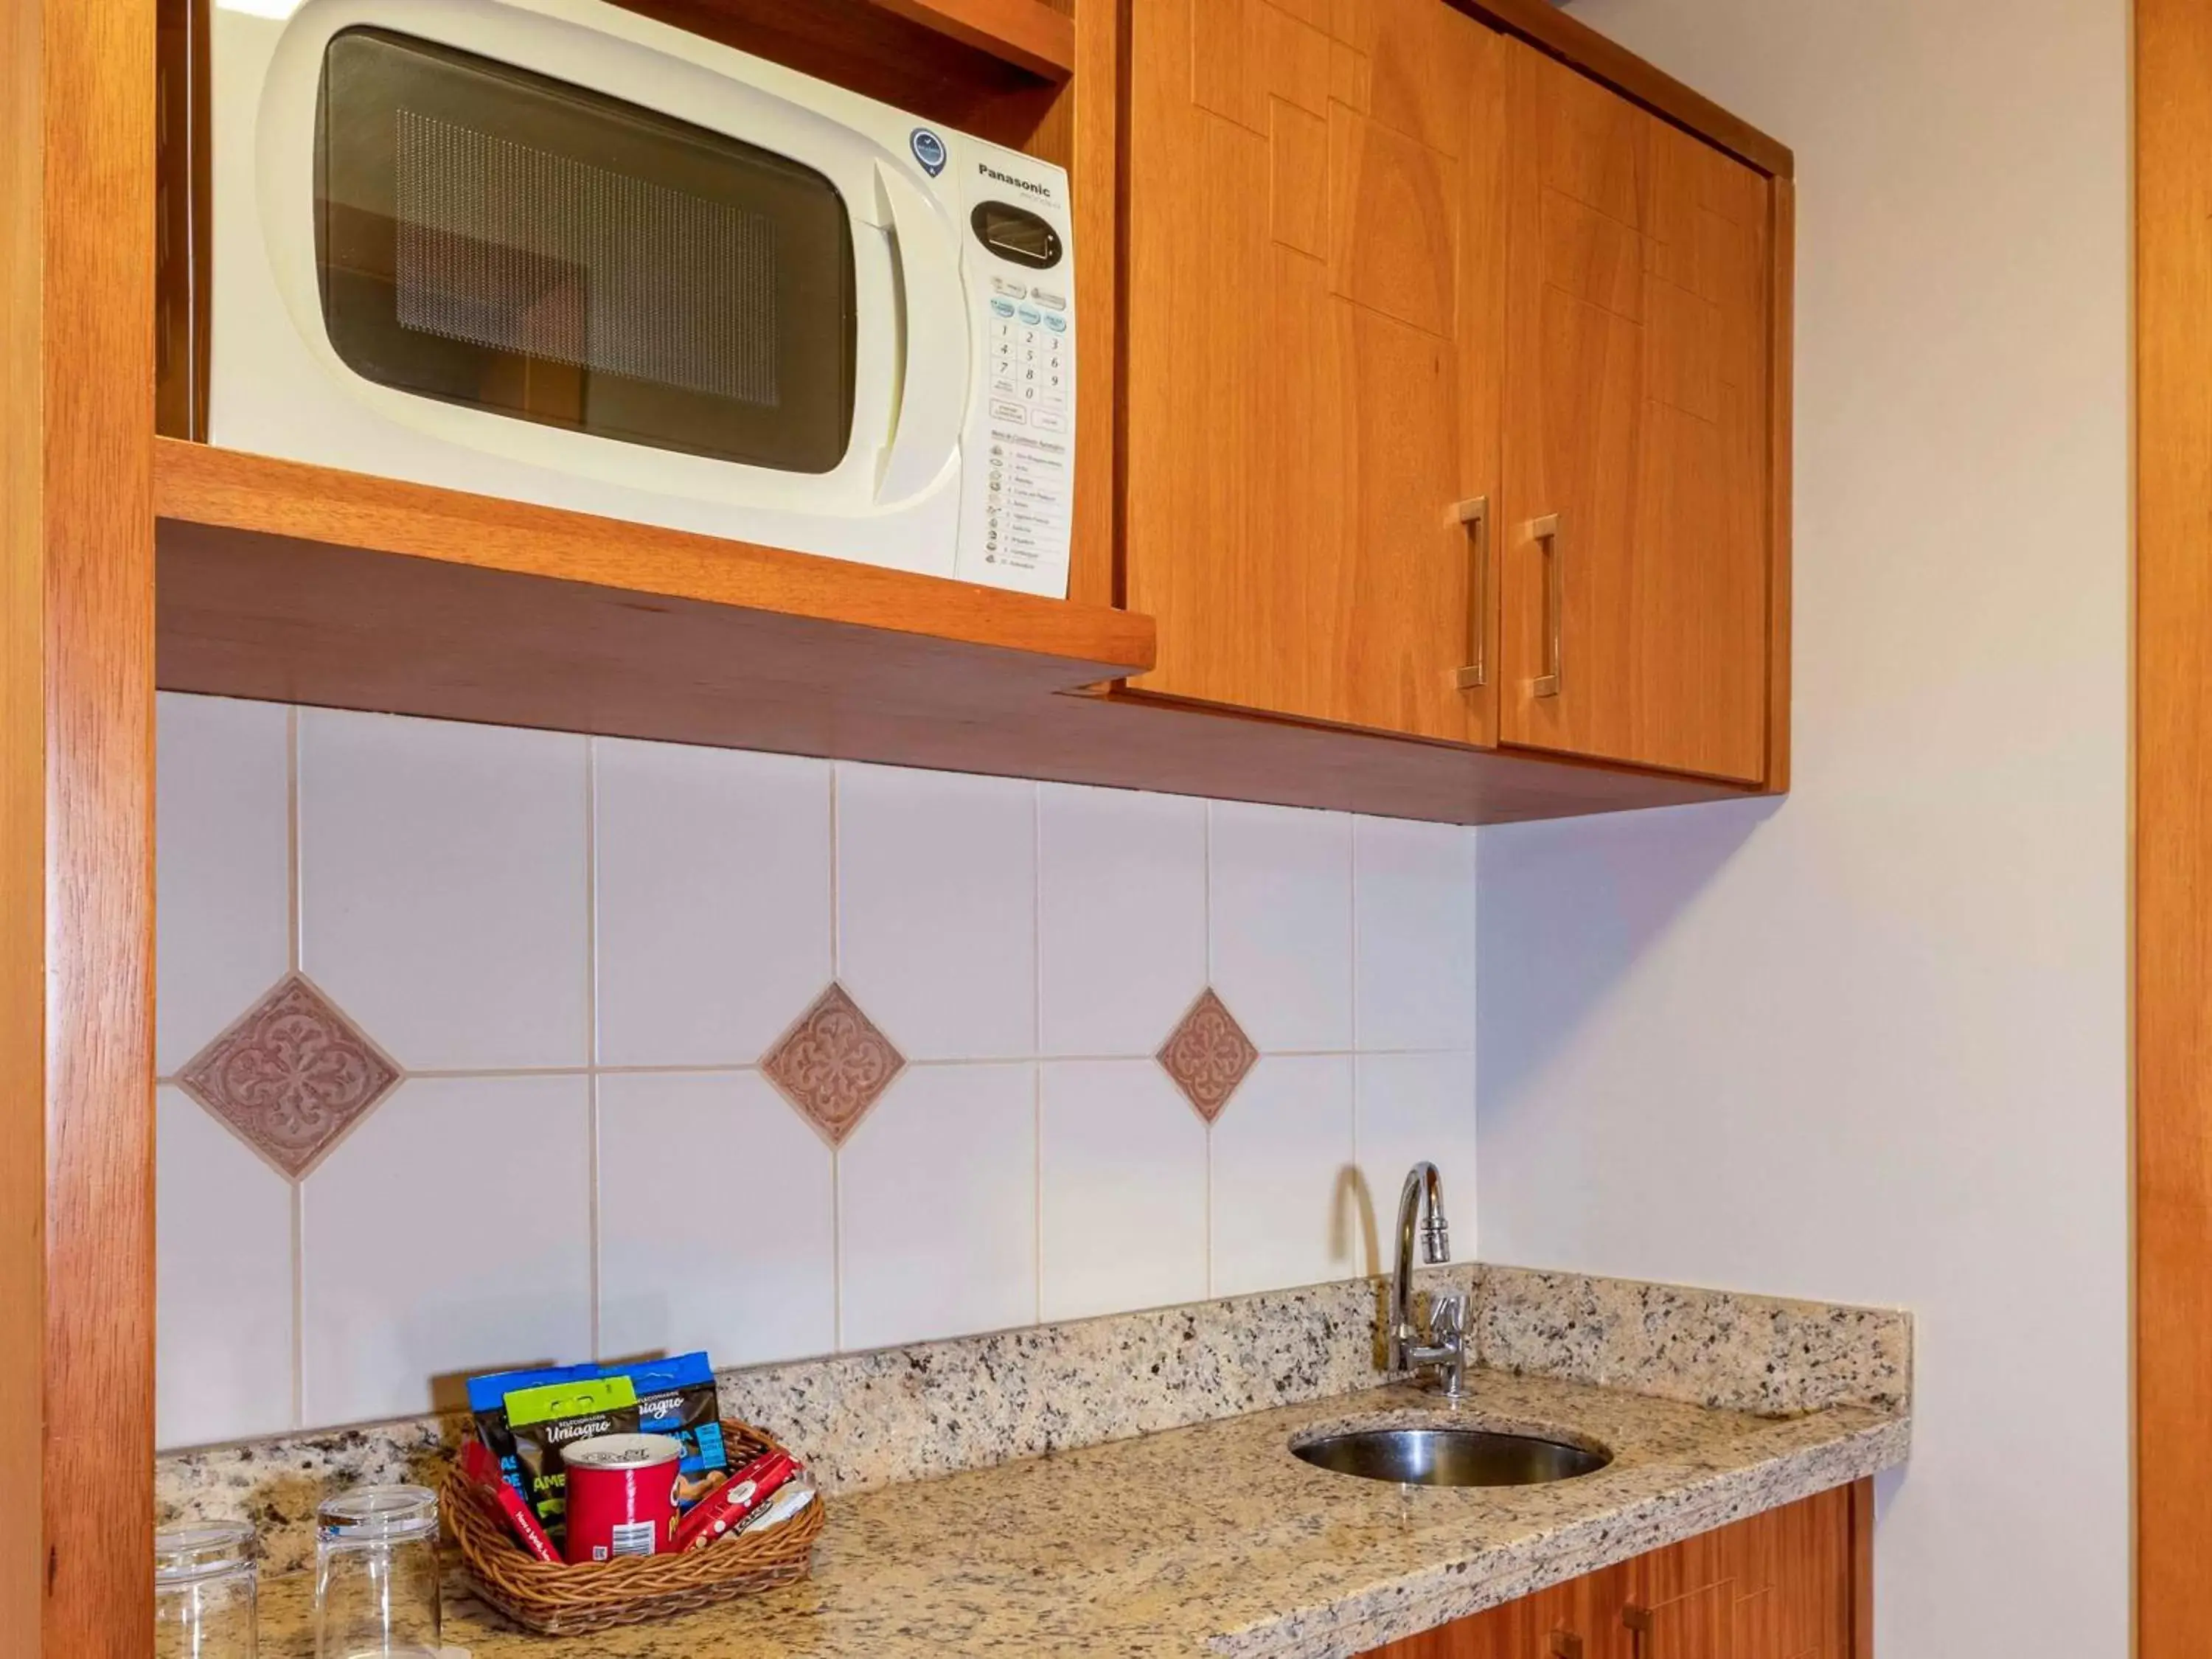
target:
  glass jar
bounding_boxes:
[155,1521,258,1659]
[314,1486,442,1659]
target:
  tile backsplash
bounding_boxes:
[155,693,1477,1449]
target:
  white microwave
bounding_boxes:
[197,0,1077,596]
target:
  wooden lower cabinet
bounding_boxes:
[1362,1484,1868,1659]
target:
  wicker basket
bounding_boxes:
[445,1421,825,1636]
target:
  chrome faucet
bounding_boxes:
[1388,1161,1467,1397]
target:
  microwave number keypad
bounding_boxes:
[981,293,1072,575]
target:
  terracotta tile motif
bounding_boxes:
[1157,988,1259,1122]
[762,983,906,1147]
[176,973,403,1179]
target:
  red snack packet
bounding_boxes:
[670,1450,797,1553]
[461,1438,562,1563]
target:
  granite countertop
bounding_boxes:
[252,1367,1907,1659]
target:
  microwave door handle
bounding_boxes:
[872,162,970,505]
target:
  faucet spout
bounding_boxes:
[1388,1161,1452,1375]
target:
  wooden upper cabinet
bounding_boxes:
[1122,0,1507,745]
[1496,40,1776,784]
[1123,1,1787,788]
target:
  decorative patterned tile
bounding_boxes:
[1157,987,1259,1121]
[175,974,402,1180]
[762,983,907,1146]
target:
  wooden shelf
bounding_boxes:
[618,0,1074,114]
[153,442,1753,825]
[156,438,1152,759]
[860,0,1074,78]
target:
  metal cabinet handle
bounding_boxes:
[1451,496,1488,691]
[1550,1632,1585,1659]
[1528,512,1562,698]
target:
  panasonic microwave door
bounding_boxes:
[314,27,856,473]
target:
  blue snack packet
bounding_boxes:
[597,1352,728,1509]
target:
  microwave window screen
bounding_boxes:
[316,28,857,473]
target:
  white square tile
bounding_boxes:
[1208,801,1354,1053]
[1039,1060,1208,1321]
[301,1075,592,1425]
[838,1062,1036,1349]
[1210,1054,1357,1296]
[598,1070,835,1366]
[156,695,292,1076]
[1354,1051,1477,1280]
[835,765,1035,1061]
[594,740,832,1068]
[1037,785,1207,1058]
[156,1086,296,1447]
[1354,817,1476,1052]
[299,710,588,1069]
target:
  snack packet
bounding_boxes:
[600,1352,728,1509]
[504,1375,642,1539]
[466,1363,597,1501]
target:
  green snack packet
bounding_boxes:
[504,1376,641,1538]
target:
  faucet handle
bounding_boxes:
[1427,1292,1468,1341]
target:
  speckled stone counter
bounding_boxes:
[249,1368,1907,1659]
[160,1263,1910,1576]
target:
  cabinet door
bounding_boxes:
[1354,1490,1857,1659]
[1359,1591,1537,1658]
[1497,40,1773,783]
[1123,0,1506,744]
[1627,1486,1855,1659]
[1627,1585,1735,1659]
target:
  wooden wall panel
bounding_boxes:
[0,1,159,1656]
[2138,0,2212,1649]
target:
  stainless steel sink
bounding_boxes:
[1290,1426,1610,1487]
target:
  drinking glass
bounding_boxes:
[155,1521,258,1659]
[314,1485,441,1659]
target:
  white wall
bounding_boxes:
[154,695,1476,1446]
[1478,2,2129,1655]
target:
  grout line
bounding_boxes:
[1349,817,1362,1053]
[591,1061,768,1077]
[827,762,841,981]
[287,704,307,1426]
[290,1178,306,1428]
[287,705,302,973]
[1349,818,1363,1211]
[828,763,844,1350]
[297,1046,1470,1088]
[584,739,602,1360]
[400,1065,605,1079]
[1203,802,1214,1298]
[588,1075,604,1360]
[1032,1059,1044,1327]
[830,1145,845,1353]
[1032,787,1044,1324]
[1466,824,1478,1264]
[1203,800,1214,985]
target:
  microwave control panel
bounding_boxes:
[947,139,1075,597]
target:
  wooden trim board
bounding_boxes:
[860,0,1074,78]
[156,439,1155,675]
[1,1,159,1657]
[2138,0,2212,1650]
[1764,176,1796,794]
[1850,1476,1874,1659]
